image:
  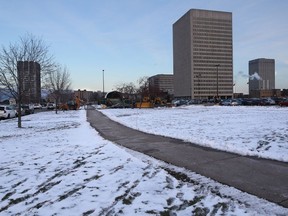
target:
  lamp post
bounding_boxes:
[215,64,220,99]
[102,69,104,98]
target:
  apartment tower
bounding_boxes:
[249,58,275,94]
[173,9,233,99]
[17,61,41,104]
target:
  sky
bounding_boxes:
[1,0,287,94]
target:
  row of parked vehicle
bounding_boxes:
[0,104,36,120]
[172,97,288,107]
[32,103,56,110]
[220,98,288,106]
[0,102,56,120]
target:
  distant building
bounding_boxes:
[249,58,275,96]
[17,61,41,104]
[173,9,233,99]
[249,89,281,98]
[74,89,93,102]
[148,74,174,96]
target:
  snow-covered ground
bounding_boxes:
[100,105,288,162]
[0,109,287,215]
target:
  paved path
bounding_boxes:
[87,108,288,208]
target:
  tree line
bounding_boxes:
[114,76,172,104]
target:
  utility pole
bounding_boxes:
[102,69,104,98]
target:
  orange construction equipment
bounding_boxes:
[135,97,154,108]
[75,96,81,109]
[60,96,81,111]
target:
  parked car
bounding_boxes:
[272,97,286,105]
[220,99,232,106]
[34,103,42,109]
[47,103,55,110]
[268,98,276,105]
[231,99,242,106]
[242,98,253,106]
[279,99,288,107]
[41,103,47,109]
[16,107,25,116]
[260,98,270,106]
[253,98,262,105]
[172,99,189,107]
[259,98,276,106]
[0,105,16,119]
[21,104,34,115]
[9,104,25,117]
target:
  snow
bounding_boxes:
[0,108,287,215]
[100,105,288,162]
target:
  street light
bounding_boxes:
[215,64,220,99]
[233,83,236,98]
[102,69,104,98]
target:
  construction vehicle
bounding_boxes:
[135,96,168,108]
[59,96,81,110]
[135,97,154,108]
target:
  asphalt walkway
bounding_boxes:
[86,108,288,208]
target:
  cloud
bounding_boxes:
[249,72,262,80]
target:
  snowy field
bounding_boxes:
[0,109,288,215]
[100,105,288,162]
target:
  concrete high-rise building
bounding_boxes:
[173,9,233,99]
[17,61,41,104]
[248,58,275,94]
[148,74,174,96]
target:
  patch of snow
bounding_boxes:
[100,105,288,162]
[0,109,287,215]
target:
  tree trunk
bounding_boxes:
[17,103,22,128]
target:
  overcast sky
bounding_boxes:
[1,0,287,93]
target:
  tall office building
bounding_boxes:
[173,9,233,99]
[249,58,275,94]
[17,61,41,104]
[148,74,174,96]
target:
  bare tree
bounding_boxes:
[47,65,72,114]
[0,33,55,127]
[114,82,136,95]
[137,76,149,98]
[135,76,150,108]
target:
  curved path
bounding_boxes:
[87,108,288,208]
